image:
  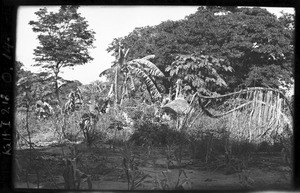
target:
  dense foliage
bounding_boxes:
[14,6,293,190]
[100,50,165,103]
[29,5,95,103]
[15,61,84,110]
[16,61,54,108]
[107,6,294,96]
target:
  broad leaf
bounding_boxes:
[128,59,164,77]
[128,66,162,99]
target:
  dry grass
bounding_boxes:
[184,88,293,144]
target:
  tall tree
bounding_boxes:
[108,7,294,95]
[29,5,95,104]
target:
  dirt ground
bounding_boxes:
[14,142,292,191]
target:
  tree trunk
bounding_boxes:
[115,44,126,107]
[54,71,61,106]
[114,65,119,107]
[25,102,32,162]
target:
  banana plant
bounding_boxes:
[100,44,165,106]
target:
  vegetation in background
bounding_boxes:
[15,6,293,190]
[29,5,95,104]
[107,6,294,95]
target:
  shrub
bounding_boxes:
[257,141,271,152]
[187,129,227,161]
[186,118,230,161]
[129,121,185,147]
[230,140,257,156]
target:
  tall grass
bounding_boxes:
[185,88,293,144]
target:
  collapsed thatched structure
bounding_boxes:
[160,79,293,143]
[160,79,192,129]
[161,97,190,119]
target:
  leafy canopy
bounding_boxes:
[29,5,96,71]
[167,54,233,96]
[29,5,95,103]
[107,6,294,95]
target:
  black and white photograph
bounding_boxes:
[14,5,294,190]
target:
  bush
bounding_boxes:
[257,141,271,152]
[129,121,185,147]
[186,122,230,161]
[15,110,61,148]
[230,140,257,156]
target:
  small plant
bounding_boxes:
[62,145,92,189]
[62,158,92,189]
[279,125,293,169]
[121,142,151,190]
[238,169,254,188]
[165,145,175,169]
[154,169,191,190]
[130,121,184,147]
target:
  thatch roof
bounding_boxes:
[161,97,190,117]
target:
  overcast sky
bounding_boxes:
[16,6,295,85]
